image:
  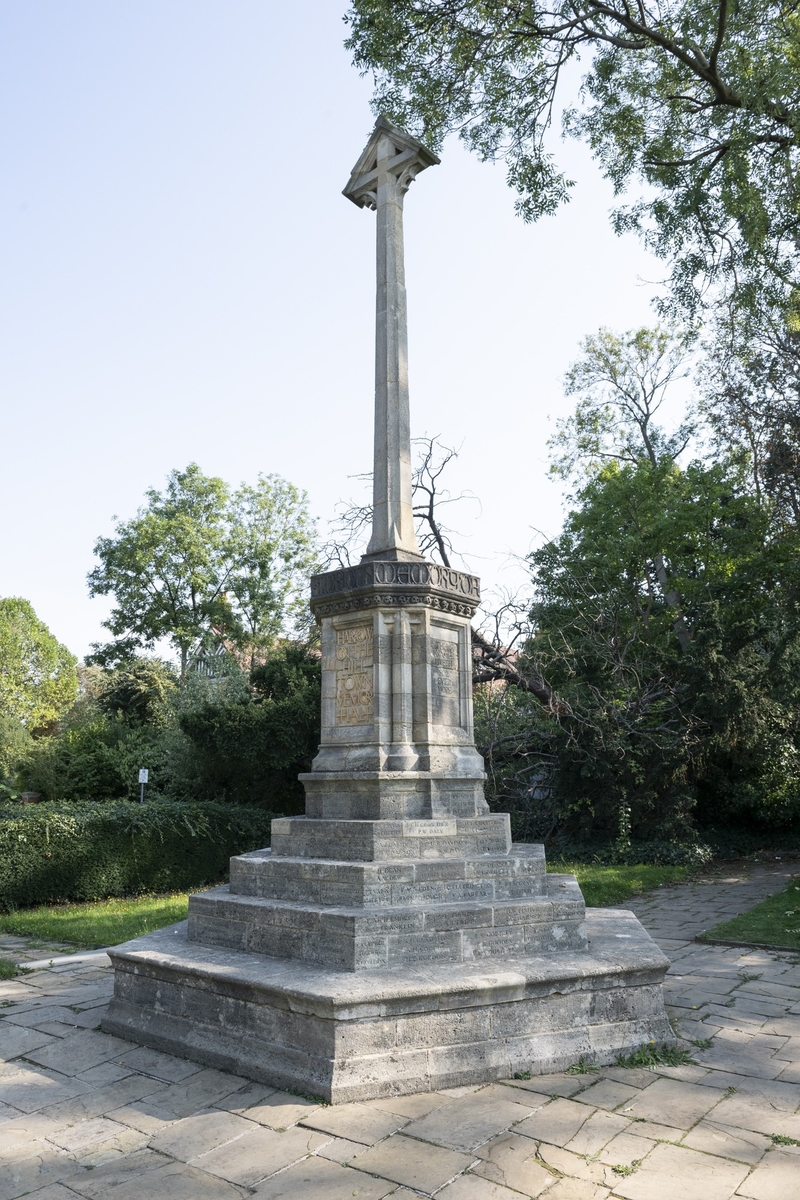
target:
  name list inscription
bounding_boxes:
[430,635,461,726]
[335,625,374,726]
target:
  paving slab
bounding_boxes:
[314,1134,365,1163]
[0,1148,87,1200]
[346,1132,474,1191]
[148,1107,258,1160]
[367,1090,450,1118]
[682,1120,771,1165]
[0,1023,56,1062]
[471,1131,558,1195]
[611,1141,750,1200]
[572,1078,641,1110]
[24,1029,131,1075]
[251,1153,396,1198]
[0,1113,68,1164]
[536,1178,610,1199]
[46,1115,131,1154]
[564,1108,630,1154]
[111,1045,203,1082]
[0,1065,94,1113]
[735,1148,800,1200]
[401,1092,534,1151]
[623,1075,723,1126]
[74,1158,246,1199]
[190,1123,329,1186]
[513,1097,591,1146]
[142,1067,251,1117]
[596,1129,658,1167]
[2,1005,85,1030]
[536,1142,609,1183]
[227,1087,319,1129]
[436,1175,531,1200]
[17,1185,81,1200]
[300,1100,408,1144]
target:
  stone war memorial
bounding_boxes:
[102,117,674,1103]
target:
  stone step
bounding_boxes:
[229,843,546,907]
[188,878,587,971]
[300,770,489,821]
[269,814,511,861]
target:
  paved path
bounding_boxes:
[1,859,799,1200]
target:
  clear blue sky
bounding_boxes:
[1,2,664,660]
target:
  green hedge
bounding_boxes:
[0,800,278,910]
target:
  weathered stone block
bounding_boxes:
[102,910,673,1103]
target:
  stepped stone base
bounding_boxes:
[187,874,587,970]
[101,908,674,1104]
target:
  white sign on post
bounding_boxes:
[138,769,149,784]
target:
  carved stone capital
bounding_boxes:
[343,115,439,210]
[310,561,481,619]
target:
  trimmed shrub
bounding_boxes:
[0,800,278,910]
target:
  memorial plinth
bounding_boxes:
[102,116,674,1102]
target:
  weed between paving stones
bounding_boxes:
[771,1133,800,1146]
[614,1042,696,1068]
[566,1056,601,1075]
[566,1041,697,1072]
[612,1160,642,1176]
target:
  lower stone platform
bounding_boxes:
[101,907,674,1104]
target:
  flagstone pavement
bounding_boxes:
[1,857,799,1200]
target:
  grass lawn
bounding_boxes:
[0,893,191,951]
[550,861,689,907]
[697,876,800,950]
[0,863,690,953]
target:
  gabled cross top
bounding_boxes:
[344,116,440,562]
[343,115,439,211]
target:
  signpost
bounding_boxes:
[138,768,149,803]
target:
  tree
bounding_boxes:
[552,324,697,651]
[524,456,800,839]
[225,476,320,669]
[88,465,319,677]
[97,659,177,728]
[700,312,800,531]
[551,326,695,480]
[0,599,78,729]
[346,0,800,314]
[89,465,231,677]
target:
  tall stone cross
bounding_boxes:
[100,115,675,1107]
[343,116,440,562]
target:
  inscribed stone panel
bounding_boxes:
[430,626,461,726]
[335,625,374,725]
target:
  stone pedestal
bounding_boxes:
[102,909,673,1104]
[102,556,674,1100]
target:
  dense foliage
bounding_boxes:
[3,647,320,813]
[0,598,78,731]
[0,800,278,910]
[174,646,321,812]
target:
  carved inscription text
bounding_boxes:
[335,625,374,725]
[430,633,460,726]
